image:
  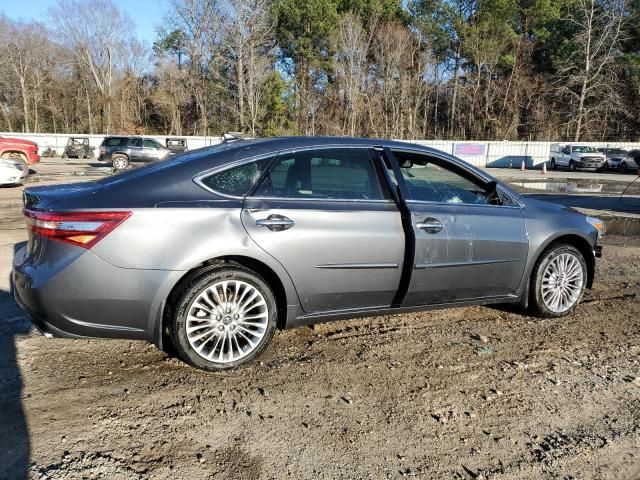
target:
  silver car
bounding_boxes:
[12,137,605,370]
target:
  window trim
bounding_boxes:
[193,145,395,203]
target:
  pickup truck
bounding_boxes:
[0,136,40,169]
[549,144,606,171]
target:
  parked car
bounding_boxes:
[0,136,39,170]
[98,136,171,170]
[13,137,604,371]
[63,137,95,159]
[0,158,28,186]
[166,137,188,154]
[549,144,606,171]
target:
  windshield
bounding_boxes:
[571,146,598,153]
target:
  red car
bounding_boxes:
[0,136,40,166]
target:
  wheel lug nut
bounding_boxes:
[218,325,224,331]
[234,314,239,319]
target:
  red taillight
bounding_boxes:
[24,210,131,249]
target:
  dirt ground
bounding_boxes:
[1,161,639,479]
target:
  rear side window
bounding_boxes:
[253,148,384,200]
[105,137,125,146]
[200,157,273,196]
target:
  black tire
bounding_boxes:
[550,158,557,170]
[112,154,129,170]
[529,244,587,318]
[621,163,628,174]
[568,160,576,172]
[170,265,278,371]
[62,152,68,159]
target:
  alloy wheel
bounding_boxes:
[541,252,584,313]
[185,280,269,364]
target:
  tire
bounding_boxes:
[62,152,68,159]
[550,158,557,170]
[529,244,587,318]
[78,152,84,160]
[621,163,628,174]
[112,154,129,170]
[568,160,576,172]
[170,265,278,371]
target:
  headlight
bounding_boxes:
[586,216,606,236]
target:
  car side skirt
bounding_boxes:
[286,294,520,329]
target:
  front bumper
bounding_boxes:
[575,160,605,170]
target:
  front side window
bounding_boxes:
[393,150,498,205]
[253,148,385,200]
[129,138,142,148]
[200,157,273,196]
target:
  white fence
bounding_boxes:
[3,132,639,169]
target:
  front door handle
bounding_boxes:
[256,214,295,232]
[416,217,443,234]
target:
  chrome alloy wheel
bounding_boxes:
[541,253,584,313]
[185,280,269,363]
[113,157,128,170]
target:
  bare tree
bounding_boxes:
[556,0,626,141]
[49,0,135,133]
[335,13,375,137]
[221,0,275,135]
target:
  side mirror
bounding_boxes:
[486,180,503,205]
[400,159,413,168]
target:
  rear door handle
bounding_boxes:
[416,218,443,234]
[256,215,295,232]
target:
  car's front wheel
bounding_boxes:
[170,265,278,370]
[530,244,587,318]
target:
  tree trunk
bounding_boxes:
[449,42,461,137]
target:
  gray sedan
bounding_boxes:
[12,137,605,370]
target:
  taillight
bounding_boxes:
[24,210,131,249]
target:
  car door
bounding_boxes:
[142,139,163,161]
[128,138,143,161]
[385,149,529,306]
[241,147,405,314]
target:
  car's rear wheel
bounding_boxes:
[112,154,129,170]
[530,244,587,318]
[550,158,556,170]
[170,266,278,370]
[621,162,628,174]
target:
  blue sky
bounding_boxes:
[0,0,166,44]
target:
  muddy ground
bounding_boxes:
[1,161,639,479]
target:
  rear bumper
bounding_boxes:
[12,243,181,341]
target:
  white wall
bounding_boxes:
[3,132,639,169]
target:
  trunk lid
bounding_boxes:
[23,182,104,210]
